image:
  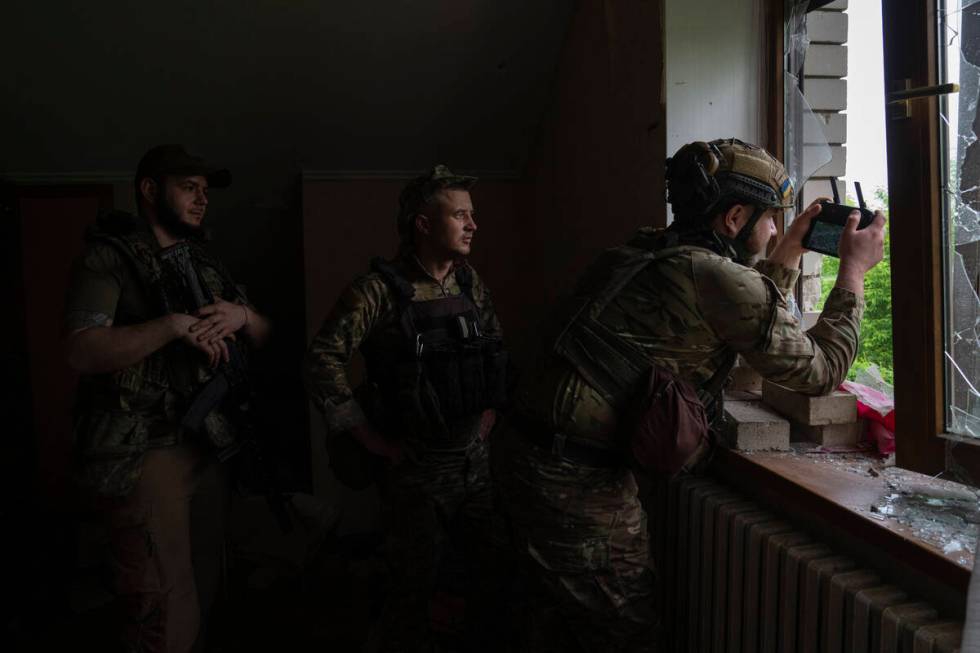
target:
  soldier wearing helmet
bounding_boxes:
[304,165,510,650]
[496,138,887,651]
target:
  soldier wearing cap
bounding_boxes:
[305,165,509,650]
[496,138,887,651]
[65,144,272,652]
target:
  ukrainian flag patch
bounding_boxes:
[780,178,793,201]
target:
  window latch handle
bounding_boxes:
[887,82,959,104]
[888,80,959,120]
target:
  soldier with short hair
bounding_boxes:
[65,144,272,653]
[497,138,887,651]
[304,165,509,651]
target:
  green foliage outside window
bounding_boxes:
[815,188,894,384]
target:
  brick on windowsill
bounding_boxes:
[724,401,791,452]
[762,380,857,426]
[791,420,864,446]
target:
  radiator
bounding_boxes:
[649,477,965,652]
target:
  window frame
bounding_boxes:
[882,0,962,474]
[774,0,976,475]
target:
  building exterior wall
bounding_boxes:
[800,1,849,314]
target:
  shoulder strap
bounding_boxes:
[697,352,739,425]
[87,228,164,306]
[558,242,692,341]
[370,257,415,310]
[554,242,733,407]
[370,257,419,352]
[453,263,475,302]
[551,246,666,403]
[188,242,247,303]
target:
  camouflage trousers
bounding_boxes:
[376,436,513,652]
[496,426,660,653]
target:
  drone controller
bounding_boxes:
[801,179,876,258]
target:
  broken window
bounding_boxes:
[786,1,894,385]
[941,0,980,439]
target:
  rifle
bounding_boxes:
[157,242,292,533]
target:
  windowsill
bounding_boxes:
[940,431,980,446]
[710,445,975,596]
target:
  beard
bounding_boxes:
[155,190,204,240]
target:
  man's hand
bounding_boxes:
[767,199,827,268]
[171,313,230,369]
[785,199,828,251]
[349,423,404,466]
[190,299,248,344]
[836,210,887,297]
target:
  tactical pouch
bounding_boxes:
[421,341,466,419]
[369,258,509,442]
[457,342,484,416]
[419,335,507,422]
[620,366,711,476]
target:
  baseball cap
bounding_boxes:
[135,144,232,189]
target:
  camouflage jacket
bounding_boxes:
[66,211,247,496]
[305,252,502,445]
[517,227,863,448]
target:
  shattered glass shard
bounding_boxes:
[944,1,980,438]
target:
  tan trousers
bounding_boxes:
[104,444,229,653]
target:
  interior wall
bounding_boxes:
[518,0,668,352]
[0,1,572,177]
[664,0,765,154]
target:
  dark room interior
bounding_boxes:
[4,1,980,651]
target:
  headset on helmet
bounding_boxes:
[666,138,794,260]
[665,141,724,219]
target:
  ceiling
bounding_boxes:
[1,0,574,177]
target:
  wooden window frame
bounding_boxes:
[762,0,979,472]
[763,0,980,474]
[772,0,978,476]
[881,0,979,475]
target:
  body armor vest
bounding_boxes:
[550,227,737,430]
[366,258,507,442]
[81,211,248,443]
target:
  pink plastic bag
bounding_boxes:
[840,380,895,454]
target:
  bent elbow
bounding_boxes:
[65,331,99,374]
[65,342,91,374]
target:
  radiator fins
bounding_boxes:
[650,477,964,652]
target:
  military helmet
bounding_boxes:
[397,165,477,240]
[665,138,793,221]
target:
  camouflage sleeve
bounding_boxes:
[64,241,126,333]
[694,253,863,395]
[304,274,392,433]
[469,266,503,338]
[754,259,800,298]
